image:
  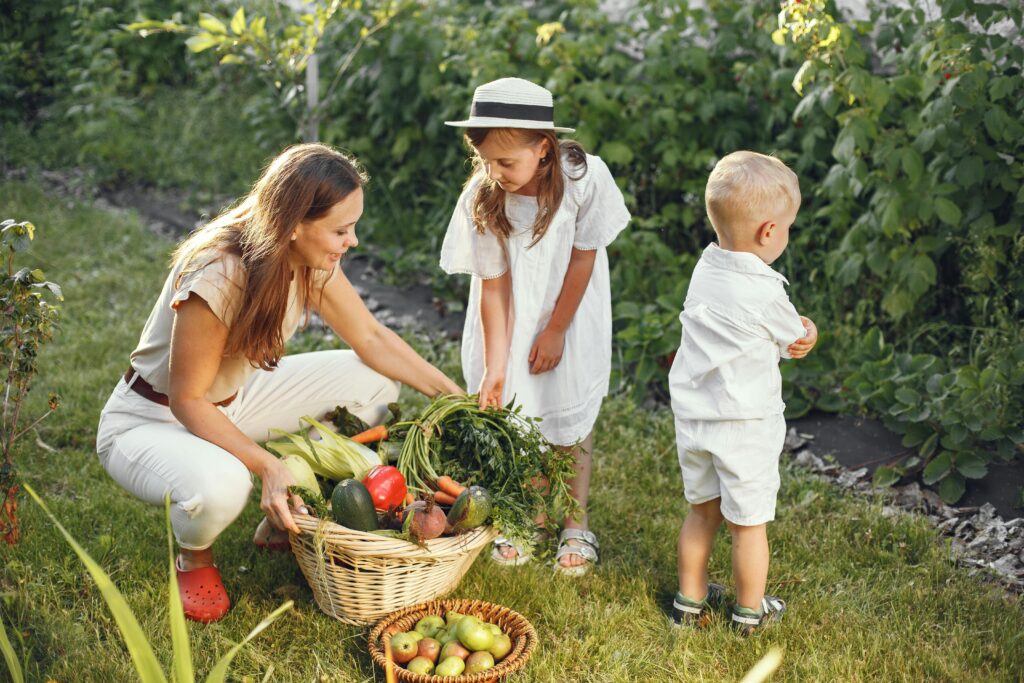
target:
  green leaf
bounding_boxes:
[600,141,633,165]
[230,6,246,35]
[204,601,293,683]
[873,465,901,488]
[0,614,24,683]
[954,453,988,480]
[185,33,222,53]
[198,13,227,34]
[219,54,246,65]
[955,156,984,187]
[933,198,962,226]
[895,387,920,405]
[23,485,168,683]
[922,451,953,485]
[901,147,923,183]
[938,472,966,504]
[166,497,194,683]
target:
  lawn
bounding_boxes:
[2,177,1022,682]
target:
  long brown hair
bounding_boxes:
[172,143,367,370]
[464,128,586,247]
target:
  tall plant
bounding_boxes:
[6,486,293,682]
[0,219,61,544]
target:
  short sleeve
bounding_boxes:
[439,180,509,279]
[170,254,244,327]
[571,154,631,250]
[760,294,806,359]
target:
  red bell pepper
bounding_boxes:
[361,464,408,512]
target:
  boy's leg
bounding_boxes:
[726,521,769,611]
[678,497,724,601]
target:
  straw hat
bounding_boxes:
[445,77,575,133]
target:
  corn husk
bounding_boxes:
[266,415,379,482]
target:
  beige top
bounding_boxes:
[130,251,332,403]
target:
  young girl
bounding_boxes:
[440,78,631,575]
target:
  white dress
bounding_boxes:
[439,154,631,445]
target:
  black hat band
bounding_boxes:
[470,100,554,122]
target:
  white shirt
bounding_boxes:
[440,153,630,445]
[669,243,806,421]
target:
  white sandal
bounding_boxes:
[553,528,599,577]
[490,535,534,566]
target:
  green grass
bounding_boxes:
[2,177,1023,682]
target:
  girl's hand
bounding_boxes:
[258,455,306,534]
[529,327,566,374]
[478,371,505,410]
[788,316,818,359]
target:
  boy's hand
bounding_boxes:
[788,316,818,359]
[529,327,566,374]
[477,371,505,410]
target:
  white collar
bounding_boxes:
[702,242,789,284]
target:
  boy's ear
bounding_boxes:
[757,221,776,245]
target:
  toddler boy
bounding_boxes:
[668,151,817,634]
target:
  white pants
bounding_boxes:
[675,415,786,526]
[96,350,399,550]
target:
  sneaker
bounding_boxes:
[731,595,786,636]
[671,583,726,628]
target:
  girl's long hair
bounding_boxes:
[171,143,367,370]
[464,128,586,247]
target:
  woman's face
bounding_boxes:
[289,187,363,271]
[474,132,549,196]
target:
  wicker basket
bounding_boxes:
[288,513,499,625]
[368,598,538,682]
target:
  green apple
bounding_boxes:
[414,614,445,639]
[445,610,464,628]
[390,631,419,665]
[456,615,495,652]
[440,640,470,661]
[435,656,466,677]
[488,632,513,661]
[486,622,503,636]
[405,656,434,675]
[407,630,424,642]
[465,651,495,674]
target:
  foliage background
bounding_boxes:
[2,1,1021,497]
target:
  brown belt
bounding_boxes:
[124,367,237,408]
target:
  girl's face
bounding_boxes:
[474,131,550,196]
[289,187,363,271]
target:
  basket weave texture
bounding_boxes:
[289,513,498,625]
[368,598,538,682]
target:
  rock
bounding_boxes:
[784,428,808,451]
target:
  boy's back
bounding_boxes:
[668,243,805,422]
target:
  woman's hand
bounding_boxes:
[478,371,505,410]
[258,455,306,534]
[529,327,566,374]
[788,316,818,359]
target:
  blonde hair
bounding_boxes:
[172,143,367,370]
[464,128,586,247]
[705,151,800,240]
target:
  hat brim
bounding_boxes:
[444,116,574,133]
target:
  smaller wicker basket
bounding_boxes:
[289,513,498,625]
[368,598,538,683]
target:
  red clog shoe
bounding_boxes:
[175,558,231,623]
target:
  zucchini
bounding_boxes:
[330,479,378,531]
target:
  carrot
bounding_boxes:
[433,491,457,506]
[435,475,466,498]
[351,424,388,444]
[404,492,415,506]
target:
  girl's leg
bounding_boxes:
[558,432,594,568]
[726,521,769,611]
[678,498,725,601]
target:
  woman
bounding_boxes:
[95,143,462,623]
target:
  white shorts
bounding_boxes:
[674,414,786,526]
[96,350,399,550]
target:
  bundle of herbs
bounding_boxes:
[395,394,579,554]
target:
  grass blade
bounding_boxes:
[739,648,783,683]
[23,484,168,683]
[165,495,195,683]
[203,601,293,683]
[0,612,25,683]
